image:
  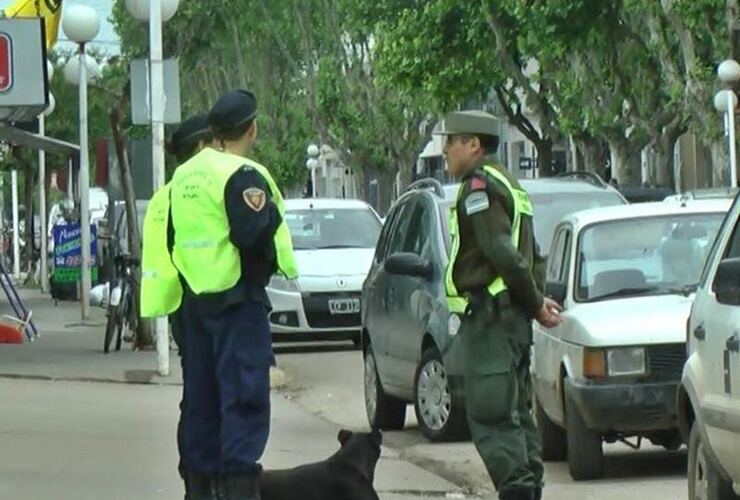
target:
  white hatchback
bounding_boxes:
[267,198,382,343]
[532,199,731,480]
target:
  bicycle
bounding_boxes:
[104,254,139,354]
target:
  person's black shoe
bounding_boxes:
[186,472,216,500]
[499,488,535,500]
[218,472,261,500]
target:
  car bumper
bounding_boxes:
[267,288,361,341]
[564,377,679,433]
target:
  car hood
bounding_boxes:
[561,294,693,346]
[294,248,375,277]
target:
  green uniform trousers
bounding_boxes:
[461,293,543,496]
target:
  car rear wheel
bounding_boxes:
[535,393,567,461]
[565,389,604,480]
[414,347,468,442]
[364,343,406,430]
[688,423,739,500]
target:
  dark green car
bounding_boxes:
[361,173,627,442]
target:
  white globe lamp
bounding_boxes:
[125,0,180,22]
[63,54,101,86]
[718,59,740,84]
[306,158,319,170]
[62,4,101,44]
[307,144,320,158]
[714,89,738,113]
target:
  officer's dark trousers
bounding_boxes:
[179,293,271,476]
[461,294,543,497]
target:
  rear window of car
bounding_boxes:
[285,208,382,250]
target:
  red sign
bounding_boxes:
[0,34,12,93]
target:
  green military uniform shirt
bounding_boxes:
[452,155,545,318]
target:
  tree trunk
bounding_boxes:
[576,137,609,178]
[534,138,555,177]
[608,140,640,186]
[709,140,729,188]
[110,90,152,349]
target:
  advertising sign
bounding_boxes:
[52,223,98,283]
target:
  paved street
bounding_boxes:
[275,346,689,500]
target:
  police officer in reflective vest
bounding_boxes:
[141,113,213,500]
[170,90,298,500]
[437,110,562,500]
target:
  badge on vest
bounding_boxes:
[243,188,266,211]
[464,191,489,215]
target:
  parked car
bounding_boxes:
[266,198,382,342]
[362,174,627,442]
[532,199,731,480]
[678,193,740,500]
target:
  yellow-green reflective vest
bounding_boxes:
[140,184,182,318]
[170,148,298,295]
[445,165,534,314]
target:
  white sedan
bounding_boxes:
[532,198,731,481]
[267,198,383,342]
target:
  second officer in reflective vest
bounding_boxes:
[170,90,298,500]
[437,110,562,500]
[140,112,213,500]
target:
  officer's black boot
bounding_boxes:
[533,486,543,500]
[186,472,217,500]
[499,487,535,500]
[218,472,261,500]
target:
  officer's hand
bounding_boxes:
[536,297,563,328]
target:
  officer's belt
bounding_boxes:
[464,289,512,312]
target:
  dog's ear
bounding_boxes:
[337,429,353,445]
[370,428,382,447]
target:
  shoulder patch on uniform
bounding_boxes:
[464,190,490,215]
[470,176,487,191]
[243,188,266,211]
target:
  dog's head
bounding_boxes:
[334,428,383,483]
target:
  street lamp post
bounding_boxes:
[306,144,320,198]
[125,0,180,377]
[39,83,56,294]
[715,59,740,188]
[63,4,100,320]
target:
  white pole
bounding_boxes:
[150,0,170,377]
[78,47,92,320]
[67,157,73,202]
[11,168,19,279]
[727,91,738,188]
[311,166,317,197]
[39,114,48,293]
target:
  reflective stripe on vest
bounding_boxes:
[171,148,298,295]
[140,184,183,317]
[445,165,533,313]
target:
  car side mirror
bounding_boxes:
[384,252,433,280]
[545,281,567,307]
[714,257,740,306]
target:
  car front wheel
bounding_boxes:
[414,347,468,442]
[535,393,567,461]
[565,388,604,480]
[688,423,739,500]
[364,343,406,430]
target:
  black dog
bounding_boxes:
[260,429,382,500]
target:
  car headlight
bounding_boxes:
[268,275,300,292]
[606,348,646,376]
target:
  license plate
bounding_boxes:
[328,298,360,315]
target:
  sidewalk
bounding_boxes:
[0,289,476,499]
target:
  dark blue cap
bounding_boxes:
[208,90,258,135]
[171,114,210,150]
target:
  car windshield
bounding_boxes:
[576,212,725,302]
[530,191,625,255]
[286,208,381,250]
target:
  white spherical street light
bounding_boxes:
[44,93,56,117]
[307,144,320,158]
[62,4,101,44]
[125,0,180,22]
[718,59,740,84]
[63,54,101,86]
[714,89,738,113]
[306,158,320,170]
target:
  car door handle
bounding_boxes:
[693,324,706,341]
[726,334,739,353]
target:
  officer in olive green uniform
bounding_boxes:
[437,110,563,500]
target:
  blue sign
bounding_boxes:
[51,223,98,283]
